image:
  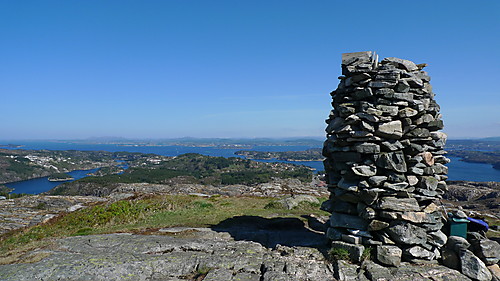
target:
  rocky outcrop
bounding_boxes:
[322,51,449,264]
[0,231,335,281]
[332,259,470,281]
[0,229,473,281]
[92,179,330,198]
[1,179,329,236]
[0,195,106,235]
[442,233,499,281]
[444,181,500,222]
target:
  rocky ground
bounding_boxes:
[0,179,327,238]
[0,228,471,281]
[0,195,106,236]
[44,177,328,198]
[0,180,498,280]
[445,181,500,215]
[444,181,500,235]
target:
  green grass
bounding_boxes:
[484,217,500,239]
[327,246,373,263]
[361,247,373,261]
[327,248,350,261]
[0,194,329,255]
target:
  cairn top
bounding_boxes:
[341,51,374,65]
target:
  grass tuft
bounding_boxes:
[327,248,350,262]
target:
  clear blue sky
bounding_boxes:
[1,0,499,140]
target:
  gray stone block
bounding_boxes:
[386,221,427,245]
[330,240,365,263]
[376,245,402,266]
[460,249,492,281]
[330,212,369,230]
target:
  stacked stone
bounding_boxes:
[322,51,450,265]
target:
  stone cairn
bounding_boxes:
[321,51,450,266]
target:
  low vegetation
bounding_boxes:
[327,246,373,263]
[0,194,328,260]
[327,247,350,261]
[0,185,29,199]
[63,153,313,188]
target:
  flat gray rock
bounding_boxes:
[278,195,320,210]
[381,57,419,72]
[460,249,493,281]
[386,221,427,245]
[375,121,403,140]
[0,232,334,281]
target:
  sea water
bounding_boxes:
[2,141,500,194]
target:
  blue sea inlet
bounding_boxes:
[3,141,500,194]
[5,168,99,194]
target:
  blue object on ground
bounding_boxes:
[467,217,489,232]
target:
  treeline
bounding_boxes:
[72,153,312,186]
[0,185,28,199]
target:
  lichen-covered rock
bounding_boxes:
[330,240,365,263]
[376,245,402,266]
[330,212,369,230]
[0,232,335,281]
[460,249,492,281]
[446,235,471,252]
[376,197,420,212]
[386,221,427,245]
[403,246,435,260]
[278,195,319,210]
[468,232,500,265]
[332,260,364,281]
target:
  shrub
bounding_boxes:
[35,202,47,210]
[193,201,214,209]
[264,200,282,209]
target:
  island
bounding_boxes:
[48,173,74,182]
[234,148,324,161]
[47,153,314,196]
[0,144,23,148]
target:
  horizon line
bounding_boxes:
[1,136,500,142]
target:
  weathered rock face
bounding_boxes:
[0,195,107,235]
[0,230,474,281]
[322,51,448,264]
[0,232,335,281]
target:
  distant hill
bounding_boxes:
[479,136,500,141]
[446,139,500,151]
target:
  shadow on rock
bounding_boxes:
[211,215,329,249]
